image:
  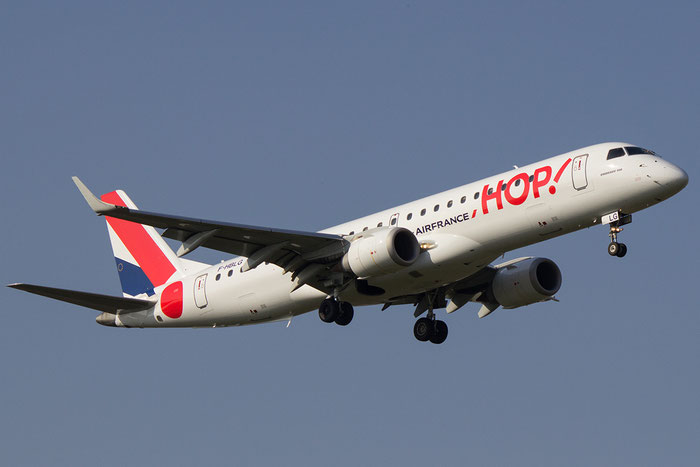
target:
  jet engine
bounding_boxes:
[342,227,421,278]
[491,257,562,308]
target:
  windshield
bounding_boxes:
[607,148,625,159]
[625,146,657,156]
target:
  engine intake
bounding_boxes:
[342,227,420,278]
[491,257,562,309]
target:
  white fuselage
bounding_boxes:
[142,142,687,328]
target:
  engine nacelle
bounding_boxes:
[342,227,421,278]
[491,257,562,309]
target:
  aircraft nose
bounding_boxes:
[669,164,688,189]
[658,162,688,195]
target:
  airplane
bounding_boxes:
[9,142,688,343]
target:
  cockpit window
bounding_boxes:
[625,146,656,156]
[607,148,625,160]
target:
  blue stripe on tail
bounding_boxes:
[114,258,155,297]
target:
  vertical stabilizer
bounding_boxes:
[101,190,184,297]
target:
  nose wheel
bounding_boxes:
[608,241,627,257]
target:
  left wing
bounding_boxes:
[73,177,349,293]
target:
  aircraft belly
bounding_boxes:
[179,264,325,327]
[356,264,485,302]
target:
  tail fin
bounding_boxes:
[101,190,184,298]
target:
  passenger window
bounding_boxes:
[487,188,493,195]
[607,148,625,159]
[421,209,426,216]
[460,196,466,204]
[434,204,439,212]
[349,231,354,236]
[515,179,520,187]
[215,274,221,281]
[447,200,453,208]
[407,213,413,220]
[228,270,233,277]
[501,184,506,191]
[377,222,383,227]
[390,217,397,225]
[474,192,479,200]
[529,175,533,183]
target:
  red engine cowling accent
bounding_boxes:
[491,258,562,309]
[160,281,183,319]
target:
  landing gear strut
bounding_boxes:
[413,310,448,344]
[607,213,631,258]
[318,298,354,326]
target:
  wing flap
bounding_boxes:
[8,283,155,313]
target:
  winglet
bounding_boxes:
[72,176,119,215]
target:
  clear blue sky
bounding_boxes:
[2,2,698,466]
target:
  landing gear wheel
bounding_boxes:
[335,302,354,326]
[413,317,433,342]
[608,242,620,256]
[429,320,448,344]
[616,243,628,258]
[318,299,339,323]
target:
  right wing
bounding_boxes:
[381,257,535,318]
[7,283,155,313]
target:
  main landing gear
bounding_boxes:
[607,212,632,258]
[413,311,448,344]
[318,298,354,326]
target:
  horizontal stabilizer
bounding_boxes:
[7,283,155,313]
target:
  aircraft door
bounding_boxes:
[572,154,589,190]
[194,274,208,308]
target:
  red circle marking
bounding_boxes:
[161,281,183,319]
[549,186,556,194]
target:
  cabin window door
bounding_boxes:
[194,274,208,309]
[572,154,589,190]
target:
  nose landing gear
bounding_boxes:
[605,212,632,258]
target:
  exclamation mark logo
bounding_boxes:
[549,158,572,194]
